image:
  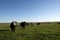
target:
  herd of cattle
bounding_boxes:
[10,21,60,33]
[10,21,41,33]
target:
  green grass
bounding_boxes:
[0,23,60,40]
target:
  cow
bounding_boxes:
[20,22,26,29]
[57,22,60,24]
[36,23,40,25]
[10,21,17,32]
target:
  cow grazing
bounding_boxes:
[20,22,26,29]
[57,22,60,24]
[10,21,17,32]
[36,23,40,25]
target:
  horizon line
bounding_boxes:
[0,20,60,23]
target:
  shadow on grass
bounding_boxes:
[0,30,9,32]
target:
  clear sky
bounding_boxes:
[0,0,60,23]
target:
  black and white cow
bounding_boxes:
[10,21,17,32]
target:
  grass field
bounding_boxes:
[0,22,60,40]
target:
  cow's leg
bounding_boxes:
[23,25,25,29]
[11,26,15,32]
[13,26,15,32]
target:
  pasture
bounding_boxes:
[0,22,60,40]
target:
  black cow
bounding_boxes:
[20,22,26,29]
[57,22,60,24]
[36,23,40,25]
[10,21,17,32]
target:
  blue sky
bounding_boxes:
[0,0,60,22]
